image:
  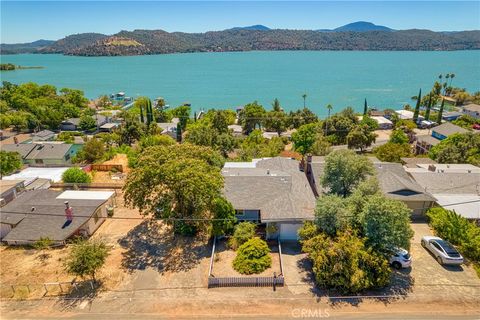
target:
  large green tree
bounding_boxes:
[291,122,320,158]
[321,150,374,197]
[359,194,414,253]
[238,101,266,134]
[429,132,480,166]
[123,144,224,234]
[314,195,350,237]
[346,125,377,152]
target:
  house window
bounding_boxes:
[235,210,245,216]
[35,159,43,164]
[65,154,70,161]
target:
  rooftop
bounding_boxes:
[0,179,24,194]
[432,122,468,137]
[0,144,36,159]
[0,190,109,242]
[408,171,480,194]
[222,157,315,221]
[463,103,480,113]
[401,157,437,168]
[25,144,73,160]
[2,167,71,183]
[432,194,480,220]
[416,134,441,146]
[32,130,55,138]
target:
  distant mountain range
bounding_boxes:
[318,21,393,32]
[1,21,479,56]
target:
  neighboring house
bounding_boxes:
[222,157,316,241]
[400,157,437,168]
[0,144,36,161]
[462,103,480,119]
[0,133,32,145]
[99,123,120,133]
[31,130,55,142]
[414,122,468,155]
[0,190,114,244]
[395,110,415,120]
[262,132,279,139]
[441,111,463,121]
[371,116,393,129]
[0,180,25,207]
[60,115,107,131]
[407,167,480,222]
[228,124,243,136]
[158,118,180,139]
[2,166,70,183]
[304,156,435,218]
[24,144,75,166]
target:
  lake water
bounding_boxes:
[1,51,479,116]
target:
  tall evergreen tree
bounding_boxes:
[437,98,445,124]
[139,103,145,124]
[194,111,197,122]
[176,122,182,142]
[363,98,368,115]
[425,94,433,121]
[413,89,422,123]
[146,99,152,126]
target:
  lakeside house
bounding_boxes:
[462,103,480,119]
[304,156,435,218]
[60,115,107,131]
[441,111,463,121]
[157,118,180,139]
[222,157,316,241]
[414,122,468,155]
[0,190,114,245]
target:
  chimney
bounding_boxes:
[65,201,73,222]
[13,136,18,144]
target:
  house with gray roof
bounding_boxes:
[60,115,107,131]
[305,156,435,217]
[222,157,316,240]
[462,103,480,119]
[415,122,468,155]
[24,144,75,166]
[31,130,55,142]
[408,169,480,222]
[1,144,36,160]
[0,190,114,245]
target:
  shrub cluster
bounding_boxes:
[427,208,480,262]
[228,222,256,249]
[232,237,272,275]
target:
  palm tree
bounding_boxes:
[449,73,455,87]
[302,93,307,108]
[325,104,333,136]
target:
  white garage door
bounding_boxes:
[279,223,302,241]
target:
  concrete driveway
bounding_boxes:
[409,222,480,302]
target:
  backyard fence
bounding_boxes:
[90,164,124,173]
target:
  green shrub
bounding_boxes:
[233,237,272,274]
[302,230,391,293]
[32,237,53,250]
[62,167,91,183]
[427,207,480,262]
[298,221,318,242]
[228,222,256,249]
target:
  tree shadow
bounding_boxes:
[297,253,414,307]
[118,220,211,274]
[54,280,101,311]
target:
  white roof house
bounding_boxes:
[395,110,415,120]
[2,167,70,183]
[432,194,480,220]
[56,190,115,201]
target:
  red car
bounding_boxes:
[473,123,480,130]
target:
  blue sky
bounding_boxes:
[1,1,479,43]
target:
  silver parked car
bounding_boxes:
[421,236,464,265]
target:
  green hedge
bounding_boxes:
[427,207,480,262]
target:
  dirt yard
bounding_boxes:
[211,239,282,277]
[91,154,130,184]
